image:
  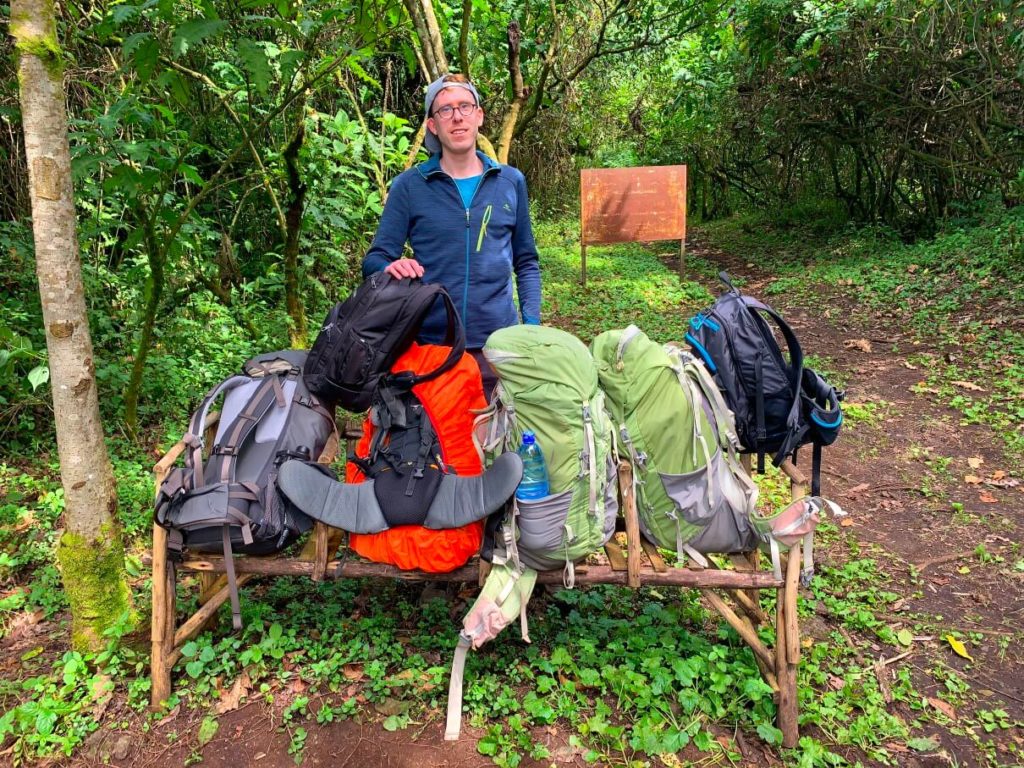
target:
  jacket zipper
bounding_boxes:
[436,164,499,330]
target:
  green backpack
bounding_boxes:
[445,325,618,741]
[476,324,619,577]
[591,325,759,564]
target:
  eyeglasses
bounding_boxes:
[433,102,478,120]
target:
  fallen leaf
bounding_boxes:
[907,735,942,752]
[90,673,114,721]
[845,338,873,353]
[89,674,113,701]
[944,634,974,662]
[847,483,870,495]
[991,470,1006,480]
[157,704,181,726]
[951,380,985,392]
[965,474,983,484]
[927,697,958,720]
[828,675,846,690]
[215,672,251,714]
[979,491,998,503]
[840,518,854,527]
[967,457,984,469]
[901,360,918,370]
[342,664,364,681]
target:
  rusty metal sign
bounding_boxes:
[579,165,687,284]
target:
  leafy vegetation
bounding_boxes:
[3,223,1022,765]
[3,0,1023,763]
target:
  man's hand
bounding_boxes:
[383,259,425,279]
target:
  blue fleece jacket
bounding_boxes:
[362,152,542,348]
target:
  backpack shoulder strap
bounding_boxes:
[390,285,467,390]
[207,373,289,485]
[183,375,251,485]
[742,296,805,387]
[742,296,806,462]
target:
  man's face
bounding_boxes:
[427,86,483,156]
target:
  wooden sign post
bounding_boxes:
[579,165,687,286]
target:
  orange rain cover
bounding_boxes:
[347,343,486,572]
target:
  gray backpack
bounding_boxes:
[154,350,337,628]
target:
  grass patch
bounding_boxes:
[536,220,713,342]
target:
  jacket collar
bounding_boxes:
[417,150,500,180]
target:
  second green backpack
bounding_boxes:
[592,325,759,563]
[477,324,618,577]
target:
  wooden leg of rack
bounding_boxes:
[785,543,801,666]
[619,462,642,588]
[150,524,176,709]
[776,553,800,748]
[311,522,331,582]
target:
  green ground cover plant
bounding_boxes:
[6,218,1022,766]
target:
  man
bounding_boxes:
[362,74,541,395]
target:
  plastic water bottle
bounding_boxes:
[516,431,550,501]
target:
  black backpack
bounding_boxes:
[685,273,843,495]
[303,272,465,412]
[155,350,337,629]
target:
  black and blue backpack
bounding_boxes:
[685,273,843,495]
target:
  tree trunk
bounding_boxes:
[495,21,527,165]
[124,218,163,437]
[12,0,135,651]
[283,120,308,347]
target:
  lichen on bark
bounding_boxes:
[56,526,137,651]
[11,12,65,81]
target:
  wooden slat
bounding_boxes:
[785,547,801,666]
[603,538,628,572]
[639,539,669,573]
[149,554,784,589]
[704,590,774,670]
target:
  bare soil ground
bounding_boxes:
[3,234,1022,768]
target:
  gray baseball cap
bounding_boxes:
[423,75,481,155]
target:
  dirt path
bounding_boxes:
[685,233,1024,767]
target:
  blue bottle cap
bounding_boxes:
[522,431,536,445]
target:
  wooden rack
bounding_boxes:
[149,422,807,748]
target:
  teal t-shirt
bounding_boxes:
[453,174,482,208]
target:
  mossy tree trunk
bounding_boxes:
[12,0,136,650]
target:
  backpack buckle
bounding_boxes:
[213,443,239,456]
